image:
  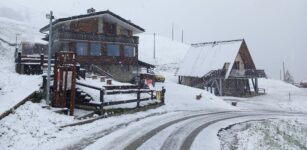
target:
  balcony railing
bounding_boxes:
[229,69,266,78]
[53,30,139,44]
[202,69,266,79]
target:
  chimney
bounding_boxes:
[87,8,96,14]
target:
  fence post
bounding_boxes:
[161,86,166,105]
[40,54,44,68]
[150,90,154,100]
[42,75,47,97]
[137,87,140,108]
[100,88,105,115]
[16,52,21,73]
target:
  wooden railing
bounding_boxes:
[76,82,165,111]
[230,69,267,78]
[202,69,267,79]
[90,64,114,79]
[15,53,54,65]
[53,29,139,44]
[203,69,226,79]
[15,52,55,74]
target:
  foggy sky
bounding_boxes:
[6,0,307,81]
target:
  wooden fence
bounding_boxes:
[76,82,165,111]
[15,52,54,74]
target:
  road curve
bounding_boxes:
[123,111,299,150]
[82,111,303,150]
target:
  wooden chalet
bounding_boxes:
[177,39,266,97]
[39,9,154,82]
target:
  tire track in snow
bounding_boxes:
[63,111,170,150]
[171,112,300,150]
[123,111,237,150]
[160,113,250,150]
[178,114,256,150]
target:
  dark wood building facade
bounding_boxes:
[40,9,149,82]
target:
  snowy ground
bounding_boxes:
[218,118,307,150]
[0,70,237,150]
[0,19,42,115]
[0,101,74,150]
[2,67,307,150]
[222,78,307,112]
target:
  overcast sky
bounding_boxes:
[4,0,307,81]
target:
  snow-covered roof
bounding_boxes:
[177,39,244,78]
[40,10,145,34]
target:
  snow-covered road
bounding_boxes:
[67,110,305,150]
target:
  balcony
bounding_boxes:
[203,69,266,79]
[53,30,139,44]
[229,69,267,78]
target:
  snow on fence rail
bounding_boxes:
[76,82,165,110]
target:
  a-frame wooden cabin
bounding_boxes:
[177,39,266,97]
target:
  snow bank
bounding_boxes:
[155,81,235,112]
[227,78,307,112]
[0,101,74,150]
[252,78,307,112]
[258,78,301,93]
[218,118,307,150]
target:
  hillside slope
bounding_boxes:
[138,33,190,66]
[0,17,41,115]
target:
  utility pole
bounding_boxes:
[15,34,20,49]
[181,29,183,43]
[153,33,156,59]
[172,23,174,41]
[46,11,54,105]
[283,61,286,81]
[15,33,20,57]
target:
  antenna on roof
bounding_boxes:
[87,8,96,14]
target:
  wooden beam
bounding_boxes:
[219,79,223,96]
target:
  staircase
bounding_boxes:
[90,64,115,79]
[75,88,94,103]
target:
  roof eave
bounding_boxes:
[39,10,145,33]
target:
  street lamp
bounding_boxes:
[46,11,54,105]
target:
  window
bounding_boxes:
[90,43,101,56]
[124,46,135,57]
[107,44,120,56]
[76,43,88,56]
[233,61,240,70]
